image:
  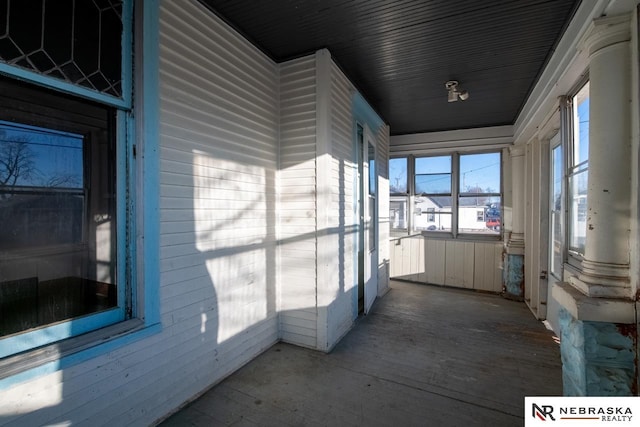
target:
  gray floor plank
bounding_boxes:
[161,280,562,426]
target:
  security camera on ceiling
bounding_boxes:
[445,80,469,102]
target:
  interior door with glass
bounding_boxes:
[357,124,378,315]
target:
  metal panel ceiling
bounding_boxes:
[199,0,580,135]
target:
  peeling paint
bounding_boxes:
[559,308,638,396]
[503,254,524,300]
[615,323,638,396]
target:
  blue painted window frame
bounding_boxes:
[0,0,158,361]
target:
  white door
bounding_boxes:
[356,123,378,314]
[363,128,378,314]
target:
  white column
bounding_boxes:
[572,15,632,298]
[507,144,525,254]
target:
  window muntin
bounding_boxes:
[0,76,119,340]
[0,0,124,97]
[568,82,589,255]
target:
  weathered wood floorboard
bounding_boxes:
[161,280,562,426]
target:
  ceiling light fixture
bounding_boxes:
[445,80,469,102]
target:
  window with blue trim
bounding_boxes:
[0,0,132,357]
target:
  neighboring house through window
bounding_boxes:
[389,157,408,234]
[389,151,502,237]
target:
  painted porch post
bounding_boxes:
[571,15,632,298]
[503,144,525,299]
[553,14,638,397]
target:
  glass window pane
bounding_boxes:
[389,158,407,193]
[573,82,589,166]
[551,144,563,278]
[368,142,375,195]
[415,156,451,174]
[0,193,84,250]
[0,79,118,338]
[0,121,86,250]
[459,152,501,194]
[415,173,451,194]
[458,196,500,234]
[0,121,84,189]
[390,196,408,232]
[414,196,451,232]
[415,156,451,195]
[569,169,588,254]
[368,196,375,251]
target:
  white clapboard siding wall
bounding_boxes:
[325,61,357,346]
[156,0,280,421]
[0,1,281,426]
[113,0,280,422]
[0,5,394,425]
[390,236,503,293]
[279,55,319,348]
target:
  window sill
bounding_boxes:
[390,231,422,241]
[420,231,502,242]
[566,254,584,272]
[0,319,160,388]
[552,281,635,323]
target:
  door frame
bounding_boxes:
[355,122,378,315]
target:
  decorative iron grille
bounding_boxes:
[0,0,123,97]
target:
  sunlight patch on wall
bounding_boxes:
[192,150,273,344]
[0,371,63,417]
[192,151,268,252]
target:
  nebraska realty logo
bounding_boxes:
[532,403,556,421]
[525,397,639,426]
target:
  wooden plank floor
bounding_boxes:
[160,280,561,426]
